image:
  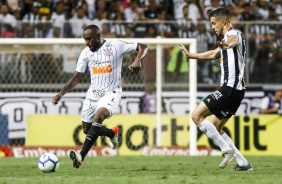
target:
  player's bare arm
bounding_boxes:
[217,35,239,50]
[52,72,84,105]
[128,43,148,73]
[179,44,220,60]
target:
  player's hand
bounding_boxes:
[128,61,141,74]
[217,40,229,50]
[52,93,62,105]
[179,44,189,57]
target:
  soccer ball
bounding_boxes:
[38,153,60,173]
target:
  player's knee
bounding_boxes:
[191,111,201,125]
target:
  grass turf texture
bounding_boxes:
[0,156,281,184]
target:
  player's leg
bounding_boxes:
[192,102,234,168]
[95,90,121,149]
[70,107,110,169]
[192,102,232,152]
[79,107,111,160]
[82,121,116,138]
[79,93,119,143]
[210,115,252,170]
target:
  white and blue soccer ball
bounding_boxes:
[38,153,60,173]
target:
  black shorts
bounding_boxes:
[203,86,245,120]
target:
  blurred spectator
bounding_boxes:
[101,23,117,38]
[110,12,126,38]
[203,0,221,19]
[256,0,271,20]
[165,45,189,83]
[177,5,195,38]
[22,2,43,38]
[107,0,122,20]
[94,0,108,21]
[69,6,89,38]
[7,0,19,11]
[157,10,174,38]
[90,10,108,30]
[85,0,96,20]
[250,33,276,83]
[186,0,201,23]
[124,0,143,22]
[249,16,271,46]
[139,81,167,114]
[123,26,134,38]
[271,0,282,21]
[47,1,66,38]
[1,23,15,38]
[146,25,158,38]
[238,2,256,21]
[131,12,148,38]
[260,89,282,114]
[0,4,17,32]
[172,0,186,20]
[38,0,52,21]
[143,0,162,21]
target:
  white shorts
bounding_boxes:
[81,90,121,123]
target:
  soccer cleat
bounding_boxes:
[109,126,119,149]
[233,163,253,171]
[219,150,235,169]
[69,150,82,169]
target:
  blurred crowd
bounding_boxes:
[0,0,282,85]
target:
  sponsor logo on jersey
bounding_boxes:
[92,64,113,74]
[104,46,113,56]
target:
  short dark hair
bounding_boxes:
[208,7,231,19]
[84,25,100,32]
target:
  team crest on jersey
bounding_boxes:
[104,45,113,56]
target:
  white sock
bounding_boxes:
[221,132,249,166]
[198,119,231,152]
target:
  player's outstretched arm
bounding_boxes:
[52,72,84,105]
[179,44,220,60]
[129,43,148,74]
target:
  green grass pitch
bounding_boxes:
[0,156,281,184]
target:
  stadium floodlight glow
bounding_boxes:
[0,38,198,156]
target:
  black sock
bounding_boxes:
[80,123,101,161]
[99,126,115,138]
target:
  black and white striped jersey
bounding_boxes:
[220,28,246,90]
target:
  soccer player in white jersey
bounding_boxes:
[179,7,253,171]
[52,24,148,169]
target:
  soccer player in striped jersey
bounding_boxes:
[179,7,253,171]
[52,24,148,169]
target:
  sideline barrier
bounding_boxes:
[25,114,282,156]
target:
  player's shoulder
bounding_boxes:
[227,27,241,36]
[107,39,136,45]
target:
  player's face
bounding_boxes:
[83,29,101,51]
[210,16,224,35]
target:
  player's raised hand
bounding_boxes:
[179,44,189,57]
[52,93,62,105]
[217,40,227,49]
[128,61,141,74]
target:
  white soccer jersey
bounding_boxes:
[76,39,137,100]
[220,28,246,90]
